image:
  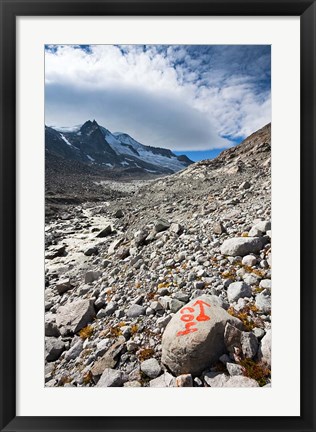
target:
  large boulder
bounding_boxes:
[220,237,263,257]
[161,295,242,376]
[56,299,95,335]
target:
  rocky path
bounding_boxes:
[45,125,271,388]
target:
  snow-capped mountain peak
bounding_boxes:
[45,120,193,175]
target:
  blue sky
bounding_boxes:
[45,44,271,160]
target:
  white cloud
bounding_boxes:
[45,45,271,151]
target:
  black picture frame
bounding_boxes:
[0,1,315,431]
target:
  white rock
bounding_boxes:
[223,376,259,387]
[221,237,263,257]
[242,255,257,266]
[243,273,260,285]
[140,358,161,378]
[259,279,271,290]
[226,362,244,376]
[161,295,242,376]
[227,281,252,303]
[255,291,271,313]
[149,372,175,387]
[204,372,229,387]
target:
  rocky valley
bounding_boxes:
[45,123,272,388]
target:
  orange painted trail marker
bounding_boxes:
[176,300,211,337]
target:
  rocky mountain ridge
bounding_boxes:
[45,120,193,176]
[45,123,271,388]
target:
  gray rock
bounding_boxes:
[96,225,112,238]
[55,279,73,295]
[227,281,252,302]
[85,271,101,284]
[45,245,66,260]
[95,338,111,357]
[221,237,263,257]
[157,314,172,329]
[140,358,161,378]
[56,299,96,335]
[194,281,205,290]
[157,287,170,296]
[45,337,66,362]
[169,298,185,313]
[96,368,123,387]
[65,339,84,361]
[114,209,124,218]
[116,246,130,260]
[154,219,170,233]
[225,323,258,359]
[224,323,243,355]
[241,332,258,358]
[223,376,259,387]
[226,362,244,376]
[173,292,189,303]
[126,304,146,318]
[45,313,60,337]
[91,337,125,379]
[104,301,118,316]
[170,223,183,235]
[213,221,226,235]
[204,372,229,387]
[126,341,139,352]
[133,229,148,246]
[96,308,107,319]
[149,372,175,388]
[161,295,242,376]
[239,181,251,190]
[84,245,98,256]
[219,353,231,364]
[159,296,171,310]
[258,329,271,367]
[243,273,260,285]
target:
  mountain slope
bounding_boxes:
[46,120,193,175]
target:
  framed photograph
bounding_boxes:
[0,1,315,431]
